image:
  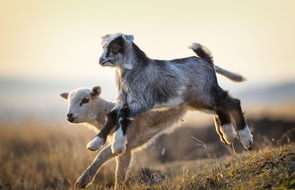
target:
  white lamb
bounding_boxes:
[60,86,188,188]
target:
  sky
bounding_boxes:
[0,0,295,121]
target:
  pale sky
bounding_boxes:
[1,0,295,101]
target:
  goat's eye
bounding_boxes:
[80,98,89,106]
[111,45,121,54]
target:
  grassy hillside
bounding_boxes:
[0,121,294,190]
[127,143,295,190]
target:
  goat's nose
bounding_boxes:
[99,57,104,64]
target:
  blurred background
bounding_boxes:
[1,0,295,122]
[0,0,294,189]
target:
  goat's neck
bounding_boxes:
[119,43,150,74]
[88,98,115,128]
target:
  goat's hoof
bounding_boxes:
[247,143,254,150]
[87,136,104,151]
[238,126,253,150]
[112,142,126,155]
[242,140,254,150]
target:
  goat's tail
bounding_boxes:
[189,42,246,82]
[189,43,213,65]
[214,65,246,82]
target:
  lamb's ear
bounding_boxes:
[91,86,101,97]
[122,34,134,43]
[60,92,69,100]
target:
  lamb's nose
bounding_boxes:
[67,113,73,121]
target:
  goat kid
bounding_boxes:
[88,33,253,154]
[60,86,188,188]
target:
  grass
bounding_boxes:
[126,144,295,190]
[0,120,294,190]
[0,121,116,189]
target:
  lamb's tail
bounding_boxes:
[189,43,246,82]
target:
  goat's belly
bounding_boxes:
[187,102,216,114]
[154,96,184,109]
[188,107,216,114]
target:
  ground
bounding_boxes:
[0,119,294,190]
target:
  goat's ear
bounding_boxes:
[101,34,110,42]
[60,92,69,100]
[91,86,101,97]
[122,35,134,43]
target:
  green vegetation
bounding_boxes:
[0,121,294,190]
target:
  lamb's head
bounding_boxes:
[99,33,135,69]
[60,86,101,124]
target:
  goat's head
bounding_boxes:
[60,86,101,123]
[99,33,134,69]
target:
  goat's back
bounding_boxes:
[119,56,218,112]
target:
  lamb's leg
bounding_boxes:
[87,109,117,151]
[114,150,132,190]
[75,145,114,188]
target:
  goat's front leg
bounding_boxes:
[112,105,130,154]
[76,145,114,188]
[114,150,132,190]
[87,109,117,151]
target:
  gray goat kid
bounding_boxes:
[88,33,253,154]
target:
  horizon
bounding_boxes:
[0,76,294,123]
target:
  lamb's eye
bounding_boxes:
[80,98,89,106]
[111,45,121,54]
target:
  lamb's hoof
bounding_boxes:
[75,174,92,188]
[75,181,87,188]
[111,142,126,155]
[87,136,104,151]
[238,126,253,150]
[221,124,237,144]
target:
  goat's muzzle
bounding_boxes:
[99,57,104,64]
[99,57,112,66]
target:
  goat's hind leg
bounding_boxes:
[215,88,253,150]
[230,103,253,150]
[87,109,117,151]
[214,111,237,145]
